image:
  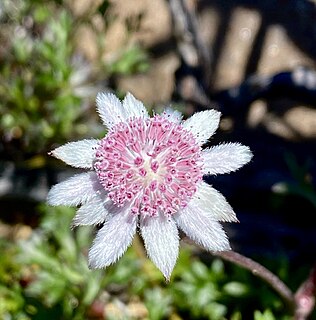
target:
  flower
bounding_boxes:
[47,92,252,280]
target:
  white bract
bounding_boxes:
[47,92,253,280]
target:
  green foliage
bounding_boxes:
[0,1,84,155]
[253,309,292,320]
[172,259,226,319]
[0,0,149,158]
[16,205,104,319]
[0,241,29,320]
[169,255,293,320]
[0,202,311,319]
[144,287,173,320]
[107,46,149,76]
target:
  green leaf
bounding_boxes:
[223,281,249,297]
[254,309,276,320]
[145,287,172,320]
[191,260,209,280]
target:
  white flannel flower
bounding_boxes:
[47,92,252,280]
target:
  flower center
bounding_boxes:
[94,114,203,217]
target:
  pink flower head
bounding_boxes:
[47,92,252,280]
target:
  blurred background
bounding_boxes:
[0,0,315,319]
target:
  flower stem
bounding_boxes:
[213,251,295,310]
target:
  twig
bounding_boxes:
[169,0,212,108]
[169,0,211,77]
